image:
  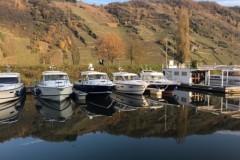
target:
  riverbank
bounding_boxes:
[0,64,162,85]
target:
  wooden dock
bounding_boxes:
[25,86,35,93]
[179,84,240,94]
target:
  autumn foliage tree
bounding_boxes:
[126,36,145,65]
[176,7,190,63]
[96,33,125,65]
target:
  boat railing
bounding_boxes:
[55,79,70,87]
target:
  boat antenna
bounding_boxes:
[118,67,124,71]
[49,65,56,71]
[6,65,12,72]
[88,63,94,71]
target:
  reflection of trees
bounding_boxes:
[176,106,189,144]
[3,96,240,144]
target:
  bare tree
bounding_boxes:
[126,36,145,65]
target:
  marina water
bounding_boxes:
[1,90,240,160]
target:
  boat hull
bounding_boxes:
[114,83,146,95]
[35,86,72,101]
[147,83,178,93]
[0,84,25,103]
[73,84,115,94]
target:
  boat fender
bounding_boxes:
[34,88,41,95]
[15,91,21,96]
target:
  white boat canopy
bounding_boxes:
[141,70,164,76]
[113,72,138,77]
[198,65,240,71]
[0,73,20,78]
[42,71,68,76]
[81,71,107,76]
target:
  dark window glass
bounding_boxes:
[0,77,19,84]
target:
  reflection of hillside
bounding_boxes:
[1,95,240,144]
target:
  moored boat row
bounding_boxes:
[0,65,179,103]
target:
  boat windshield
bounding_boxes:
[124,75,140,80]
[88,74,108,80]
[0,77,19,84]
[142,75,165,80]
[44,75,68,81]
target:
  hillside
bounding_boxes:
[0,0,239,66]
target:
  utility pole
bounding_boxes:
[165,42,168,69]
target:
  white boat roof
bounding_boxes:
[81,71,107,76]
[141,70,164,76]
[113,72,138,76]
[198,65,240,71]
[0,72,20,78]
[42,71,68,75]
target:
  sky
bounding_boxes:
[80,0,240,6]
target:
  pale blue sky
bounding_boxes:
[80,0,240,6]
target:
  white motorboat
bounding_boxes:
[35,71,73,101]
[0,72,25,103]
[112,72,148,95]
[74,71,115,94]
[140,70,179,93]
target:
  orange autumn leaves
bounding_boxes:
[96,33,125,65]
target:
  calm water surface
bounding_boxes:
[0,90,240,160]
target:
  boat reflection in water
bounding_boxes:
[79,95,115,119]
[36,97,73,122]
[0,96,25,124]
[110,92,165,111]
[173,90,240,118]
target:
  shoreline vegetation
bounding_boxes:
[0,65,163,85]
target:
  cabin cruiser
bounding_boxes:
[74,71,115,94]
[112,72,148,95]
[36,97,73,122]
[35,71,73,101]
[140,70,179,93]
[0,72,25,103]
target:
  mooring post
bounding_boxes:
[221,70,224,87]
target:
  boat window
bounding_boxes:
[182,72,187,76]
[44,75,68,81]
[174,71,179,76]
[152,75,165,80]
[80,75,87,81]
[115,76,124,81]
[0,77,19,84]
[88,74,108,80]
[124,75,140,80]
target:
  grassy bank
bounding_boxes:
[0,64,163,86]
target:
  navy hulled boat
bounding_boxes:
[73,71,115,94]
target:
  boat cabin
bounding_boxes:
[164,68,209,85]
[0,73,20,84]
[80,71,109,81]
[113,72,140,81]
[140,70,166,81]
[42,71,69,81]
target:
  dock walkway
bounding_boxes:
[179,84,240,94]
